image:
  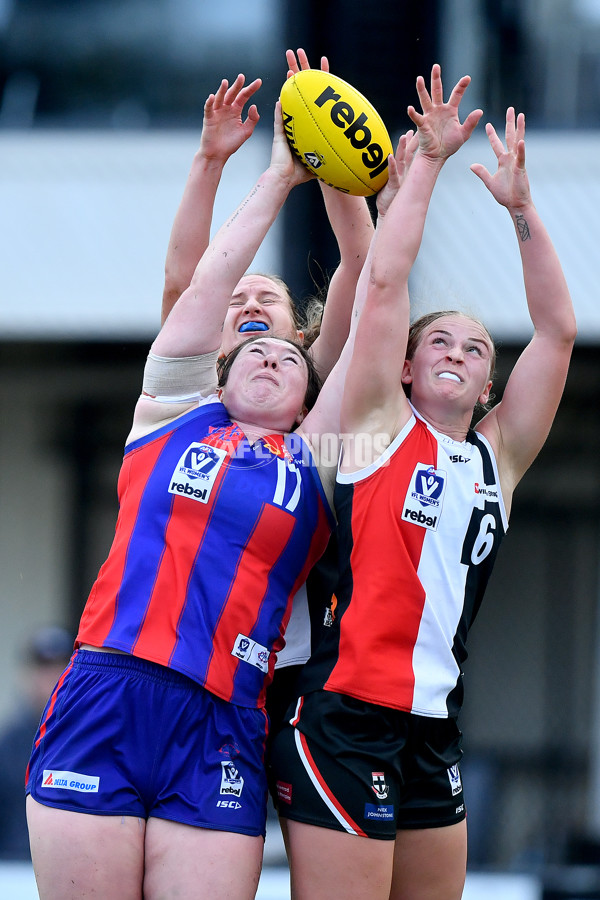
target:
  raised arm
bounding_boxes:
[127,103,312,444]
[285,49,375,379]
[309,184,375,378]
[161,74,262,324]
[297,124,432,493]
[472,109,576,494]
[153,102,311,359]
[339,66,482,449]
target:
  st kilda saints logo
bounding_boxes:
[371,772,389,800]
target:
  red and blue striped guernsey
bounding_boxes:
[76,396,334,708]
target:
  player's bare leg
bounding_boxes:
[27,796,145,900]
[389,820,467,900]
[285,818,395,900]
[144,817,264,900]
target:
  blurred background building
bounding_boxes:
[1,0,600,896]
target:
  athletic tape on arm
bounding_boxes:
[142,350,219,402]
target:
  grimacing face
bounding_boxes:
[402,314,494,411]
[218,337,310,431]
[221,274,302,355]
[407,311,496,381]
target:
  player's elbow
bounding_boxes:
[552,309,577,350]
[564,314,578,347]
[369,256,410,297]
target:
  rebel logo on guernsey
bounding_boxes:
[169,442,227,504]
[402,463,447,531]
[42,770,99,792]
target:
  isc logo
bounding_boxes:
[313,85,388,181]
[216,800,242,810]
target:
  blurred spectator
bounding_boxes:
[0,625,73,860]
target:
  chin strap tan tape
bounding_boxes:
[142,349,219,402]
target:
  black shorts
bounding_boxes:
[265,664,303,741]
[269,690,466,839]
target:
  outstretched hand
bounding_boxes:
[408,64,482,162]
[275,50,323,187]
[285,47,329,78]
[470,107,531,210]
[376,129,419,217]
[270,101,315,187]
[199,74,262,163]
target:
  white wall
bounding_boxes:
[0,129,278,339]
[1,129,599,342]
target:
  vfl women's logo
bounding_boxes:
[168,442,227,504]
[448,764,462,797]
[231,633,271,673]
[402,463,446,531]
[413,465,445,507]
[179,444,222,480]
[219,760,244,798]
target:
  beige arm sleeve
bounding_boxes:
[142,349,219,402]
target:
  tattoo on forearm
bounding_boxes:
[515,214,531,242]
[227,185,259,226]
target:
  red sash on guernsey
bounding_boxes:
[77,398,333,708]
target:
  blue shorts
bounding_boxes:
[26,649,270,837]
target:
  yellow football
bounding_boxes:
[280,69,393,196]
